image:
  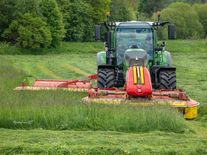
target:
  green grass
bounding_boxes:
[168,40,207,103]
[0,59,186,133]
[0,128,207,155]
[0,42,103,55]
[0,42,101,82]
[0,40,207,154]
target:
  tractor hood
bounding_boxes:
[124,49,148,67]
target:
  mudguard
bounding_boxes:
[155,51,172,67]
[97,51,106,66]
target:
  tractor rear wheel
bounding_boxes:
[97,68,115,88]
[159,70,176,89]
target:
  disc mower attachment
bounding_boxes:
[83,66,199,120]
[15,80,92,92]
[15,74,97,92]
[83,88,199,119]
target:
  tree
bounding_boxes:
[109,0,137,21]
[85,0,111,23]
[56,0,71,40]
[0,0,16,39]
[57,0,94,41]
[0,0,65,48]
[137,0,207,18]
[138,0,177,17]
[193,4,207,37]
[183,0,207,3]
[39,0,65,46]
[129,0,139,11]
[2,13,52,48]
[13,0,41,17]
[160,2,204,39]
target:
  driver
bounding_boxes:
[117,35,127,64]
[128,32,138,48]
[129,44,138,49]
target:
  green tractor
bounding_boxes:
[95,19,176,90]
[15,16,199,119]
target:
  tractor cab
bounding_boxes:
[116,22,153,66]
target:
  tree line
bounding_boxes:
[0,0,206,49]
[0,0,111,48]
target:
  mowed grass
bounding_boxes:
[168,40,207,103]
[1,128,207,155]
[0,42,102,83]
[3,54,96,81]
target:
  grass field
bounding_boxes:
[1,126,207,155]
[0,40,207,154]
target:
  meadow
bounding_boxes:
[0,40,207,154]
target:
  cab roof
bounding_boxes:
[116,21,153,29]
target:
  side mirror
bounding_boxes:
[168,24,175,40]
[95,25,101,40]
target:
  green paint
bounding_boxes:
[154,50,172,67]
[97,51,106,66]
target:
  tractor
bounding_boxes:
[95,20,176,92]
[15,15,199,119]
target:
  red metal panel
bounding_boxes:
[33,80,92,88]
[126,67,152,97]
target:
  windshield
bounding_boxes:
[116,28,153,65]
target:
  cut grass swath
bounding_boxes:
[61,63,89,76]
[36,63,63,79]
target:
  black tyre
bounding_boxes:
[97,68,115,88]
[159,70,176,89]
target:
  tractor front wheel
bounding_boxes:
[159,70,176,89]
[97,68,115,88]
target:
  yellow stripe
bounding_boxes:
[133,66,138,85]
[140,66,145,84]
[137,66,140,84]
